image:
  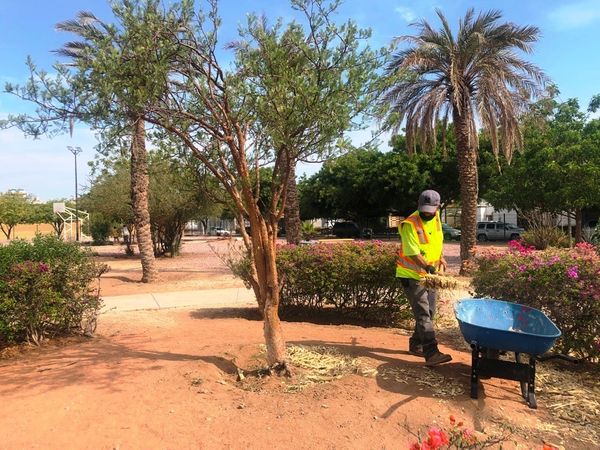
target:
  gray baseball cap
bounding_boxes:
[418,190,441,213]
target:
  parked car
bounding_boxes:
[210,226,231,237]
[361,227,373,239]
[476,222,524,241]
[442,223,461,241]
[332,221,360,238]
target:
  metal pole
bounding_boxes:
[67,146,82,242]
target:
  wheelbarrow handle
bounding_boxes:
[536,353,581,363]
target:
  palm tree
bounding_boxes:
[54,4,182,283]
[380,9,546,271]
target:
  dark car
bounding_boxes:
[476,222,524,241]
[442,223,461,241]
[332,221,360,238]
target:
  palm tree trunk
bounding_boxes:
[131,117,158,283]
[284,158,301,245]
[453,107,479,274]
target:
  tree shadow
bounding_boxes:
[0,335,205,395]
[288,338,473,418]
[189,308,262,321]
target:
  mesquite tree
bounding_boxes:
[231,0,381,244]
[138,0,376,371]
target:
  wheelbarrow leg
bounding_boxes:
[470,344,479,399]
[516,352,537,409]
[526,355,537,409]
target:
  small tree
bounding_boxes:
[231,1,381,243]
[0,190,37,239]
[137,0,378,371]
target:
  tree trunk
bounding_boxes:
[130,117,158,283]
[0,225,12,240]
[575,208,583,243]
[453,106,479,274]
[284,159,301,245]
[249,212,289,373]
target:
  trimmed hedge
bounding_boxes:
[0,235,107,346]
[472,241,600,360]
[230,241,410,326]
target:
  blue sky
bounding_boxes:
[1,0,600,201]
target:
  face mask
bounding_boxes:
[419,211,435,222]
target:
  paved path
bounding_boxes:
[101,287,256,313]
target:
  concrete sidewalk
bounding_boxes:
[101,287,256,313]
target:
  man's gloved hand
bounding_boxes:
[425,265,436,274]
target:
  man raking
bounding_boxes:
[396,190,452,366]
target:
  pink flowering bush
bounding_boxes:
[0,235,107,346]
[230,241,410,325]
[473,241,600,360]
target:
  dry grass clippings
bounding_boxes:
[536,364,600,443]
[421,274,470,291]
[377,365,465,398]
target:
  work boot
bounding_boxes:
[408,345,424,357]
[425,351,452,367]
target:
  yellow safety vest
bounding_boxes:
[396,211,443,280]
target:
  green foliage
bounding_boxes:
[472,242,600,360]
[233,1,382,163]
[0,235,107,346]
[520,227,570,250]
[0,190,38,239]
[299,144,460,219]
[84,150,224,256]
[89,213,114,245]
[230,241,410,325]
[301,221,318,240]
[486,96,600,217]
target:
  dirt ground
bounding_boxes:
[0,238,594,449]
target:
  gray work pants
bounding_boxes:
[400,278,438,358]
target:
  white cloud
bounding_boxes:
[548,1,600,29]
[395,6,416,23]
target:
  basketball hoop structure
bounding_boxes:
[53,202,89,241]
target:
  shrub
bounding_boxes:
[520,227,570,250]
[472,241,600,360]
[301,221,319,241]
[230,241,410,326]
[0,235,107,346]
[89,214,112,244]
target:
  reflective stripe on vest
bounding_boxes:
[403,215,428,244]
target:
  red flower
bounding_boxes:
[426,427,449,449]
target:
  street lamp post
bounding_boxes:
[67,146,82,241]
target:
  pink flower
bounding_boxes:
[566,266,579,280]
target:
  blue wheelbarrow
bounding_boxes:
[454,298,562,408]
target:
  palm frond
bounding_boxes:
[379,7,547,161]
